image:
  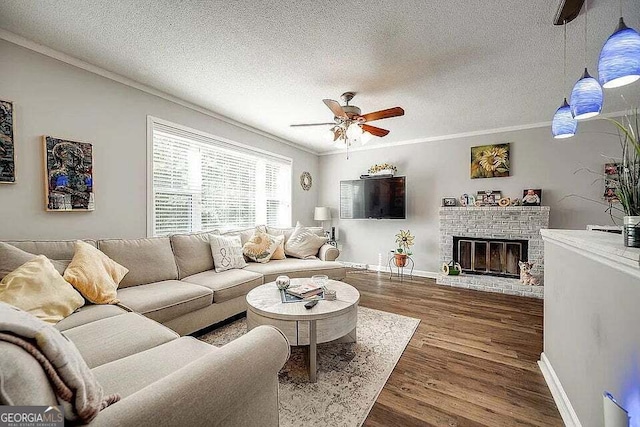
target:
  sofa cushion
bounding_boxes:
[0,255,85,324]
[0,242,70,280]
[210,235,247,272]
[0,342,59,406]
[62,312,178,368]
[116,280,213,323]
[63,240,129,304]
[1,239,97,260]
[93,337,216,399]
[170,230,219,279]
[98,237,178,287]
[182,269,263,303]
[244,259,346,283]
[55,304,128,331]
[221,226,266,245]
[284,222,328,259]
[243,231,284,263]
[266,225,323,244]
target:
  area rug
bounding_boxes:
[198,306,419,427]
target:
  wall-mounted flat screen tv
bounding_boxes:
[340,177,406,219]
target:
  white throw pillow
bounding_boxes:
[210,235,247,272]
[243,231,285,263]
[284,222,328,259]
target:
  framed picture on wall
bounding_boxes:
[0,99,16,183]
[604,163,620,203]
[470,143,510,179]
[43,136,94,211]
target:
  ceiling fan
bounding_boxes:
[290,92,404,153]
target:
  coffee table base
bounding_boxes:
[247,307,358,383]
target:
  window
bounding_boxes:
[148,117,292,236]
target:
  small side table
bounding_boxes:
[388,255,414,282]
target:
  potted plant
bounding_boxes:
[608,108,640,247]
[394,230,414,266]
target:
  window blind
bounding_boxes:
[150,120,292,236]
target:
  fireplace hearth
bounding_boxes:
[438,206,549,298]
[453,236,528,278]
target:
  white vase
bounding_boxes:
[623,216,640,248]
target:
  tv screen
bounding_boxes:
[340,177,406,219]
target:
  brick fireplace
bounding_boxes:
[438,206,550,298]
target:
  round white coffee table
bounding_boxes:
[246,279,360,382]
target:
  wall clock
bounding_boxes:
[300,171,312,191]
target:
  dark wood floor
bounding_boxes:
[342,270,562,427]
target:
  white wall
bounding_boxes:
[0,40,319,240]
[319,119,624,273]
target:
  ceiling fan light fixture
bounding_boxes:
[598,18,640,89]
[360,131,373,145]
[346,122,363,139]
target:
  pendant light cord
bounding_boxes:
[563,20,567,96]
[584,0,588,67]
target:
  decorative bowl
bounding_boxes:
[311,274,329,288]
[275,275,290,290]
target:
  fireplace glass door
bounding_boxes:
[453,237,527,278]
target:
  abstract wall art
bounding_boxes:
[43,136,94,211]
[0,100,15,183]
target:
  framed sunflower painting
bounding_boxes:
[470,143,510,179]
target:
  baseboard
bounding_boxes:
[538,352,582,427]
[339,260,439,279]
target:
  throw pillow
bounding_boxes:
[210,235,247,272]
[0,255,85,324]
[63,240,129,304]
[284,222,329,259]
[0,242,68,281]
[243,231,285,263]
[270,233,286,260]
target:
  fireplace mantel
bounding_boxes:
[438,206,550,298]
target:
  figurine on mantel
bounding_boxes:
[518,261,540,286]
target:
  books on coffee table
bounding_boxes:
[285,283,323,298]
[280,290,324,303]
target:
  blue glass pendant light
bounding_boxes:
[570,0,603,120]
[552,98,577,138]
[598,17,640,88]
[570,68,603,119]
[552,22,577,139]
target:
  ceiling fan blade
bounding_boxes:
[361,124,390,137]
[323,99,348,119]
[361,107,405,122]
[290,122,336,127]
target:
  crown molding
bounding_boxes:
[0,29,319,156]
[319,110,628,156]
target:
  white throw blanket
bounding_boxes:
[0,302,119,423]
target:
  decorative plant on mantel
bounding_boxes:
[608,108,640,247]
[394,230,414,267]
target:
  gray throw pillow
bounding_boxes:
[0,242,69,281]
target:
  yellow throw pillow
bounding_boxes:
[243,231,284,263]
[63,240,128,304]
[0,255,85,324]
[270,233,286,260]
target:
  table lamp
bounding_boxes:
[314,207,331,232]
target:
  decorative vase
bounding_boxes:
[394,253,407,267]
[275,275,290,290]
[623,216,640,248]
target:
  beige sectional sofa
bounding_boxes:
[0,225,345,425]
[3,225,345,335]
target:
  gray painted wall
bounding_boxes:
[0,40,318,240]
[544,240,640,426]
[319,120,623,273]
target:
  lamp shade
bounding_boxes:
[598,18,640,89]
[570,68,603,120]
[346,123,363,140]
[314,207,331,221]
[552,98,577,139]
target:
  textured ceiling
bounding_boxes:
[1,0,639,153]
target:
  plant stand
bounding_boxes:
[388,255,414,282]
